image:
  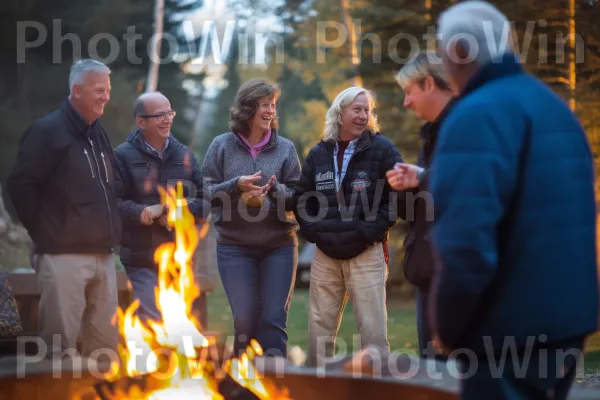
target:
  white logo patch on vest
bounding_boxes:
[316,170,334,191]
[351,171,371,192]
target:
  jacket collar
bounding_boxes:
[127,129,180,161]
[420,96,457,140]
[232,129,279,151]
[60,99,98,139]
[460,52,524,98]
[323,130,373,153]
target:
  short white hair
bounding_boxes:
[69,59,111,94]
[437,1,514,65]
[323,87,379,143]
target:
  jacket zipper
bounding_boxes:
[83,149,95,178]
[88,138,115,248]
[332,139,369,212]
[100,152,109,183]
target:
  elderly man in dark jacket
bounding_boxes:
[113,92,210,321]
[426,1,599,399]
[7,59,121,360]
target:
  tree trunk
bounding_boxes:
[146,0,165,92]
[568,0,576,111]
[340,0,362,87]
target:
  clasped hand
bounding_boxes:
[140,203,171,231]
[237,171,276,207]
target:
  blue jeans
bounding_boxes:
[123,266,161,321]
[216,243,297,358]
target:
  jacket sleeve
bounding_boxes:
[7,123,61,241]
[187,152,211,220]
[270,142,302,211]
[201,138,241,207]
[293,151,320,243]
[428,105,522,349]
[113,150,147,223]
[357,144,404,242]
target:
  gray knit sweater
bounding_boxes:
[201,131,301,249]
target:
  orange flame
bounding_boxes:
[101,181,291,399]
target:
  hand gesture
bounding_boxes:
[237,171,263,192]
[261,175,277,194]
[242,188,266,208]
[140,204,164,225]
[386,163,423,190]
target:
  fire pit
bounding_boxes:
[0,351,460,400]
[0,183,460,399]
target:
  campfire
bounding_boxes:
[96,182,291,400]
[0,181,460,400]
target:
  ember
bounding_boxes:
[96,182,291,400]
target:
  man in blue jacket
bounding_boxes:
[427,1,599,398]
[113,92,210,321]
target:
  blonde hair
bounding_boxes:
[395,51,451,91]
[323,87,380,143]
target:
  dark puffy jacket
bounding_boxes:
[113,130,210,268]
[429,52,599,355]
[8,100,121,254]
[402,99,455,290]
[294,131,403,260]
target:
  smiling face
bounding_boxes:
[136,94,174,140]
[339,93,369,141]
[249,95,276,135]
[71,72,111,123]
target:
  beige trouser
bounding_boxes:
[34,254,119,360]
[307,243,389,367]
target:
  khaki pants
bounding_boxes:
[307,244,389,367]
[34,254,119,360]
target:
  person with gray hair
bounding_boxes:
[7,59,121,361]
[386,50,455,360]
[425,2,599,398]
[293,87,405,367]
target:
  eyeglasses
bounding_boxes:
[138,110,176,122]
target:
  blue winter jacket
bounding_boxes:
[428,52,599,357]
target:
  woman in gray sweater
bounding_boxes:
[201,78,301,358]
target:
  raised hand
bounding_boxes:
[386,163,423,190]
[262,175,277,194]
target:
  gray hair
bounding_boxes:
[437,1,514,65]
[395,51,452,91]
[323,87,379,143]
[69,59,111,94]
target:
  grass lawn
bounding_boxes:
[206,281,600,373]
[206,282,420,356]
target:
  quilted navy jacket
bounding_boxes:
[113,130,210,268]
[293,131,404,260]
[428,52,599,356]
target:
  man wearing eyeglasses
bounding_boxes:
[113,92,210,321]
